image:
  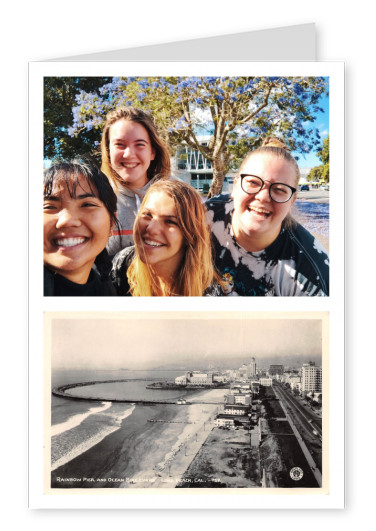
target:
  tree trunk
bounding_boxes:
[207,151,229,199]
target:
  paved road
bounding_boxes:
[297,189,329,204]
[273,385,322,487]
[274,383,322,437]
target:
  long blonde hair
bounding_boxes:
[100,107,171,192]
[127,180,222,296]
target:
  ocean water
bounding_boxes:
[51,369,197,472]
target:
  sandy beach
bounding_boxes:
[50,388,226,490]
[126,388,225,488]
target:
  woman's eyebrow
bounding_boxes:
[142,209,178,219]
[76,193,97,199]
[43,194,60,201]
[43,192,97,200]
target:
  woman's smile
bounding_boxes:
[135,191,185,277]
[143,238,166,248]
[43,175,112,284]
[109,120,156,189]
[231,154,296,251]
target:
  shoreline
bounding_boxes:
[50,388,225,489]
[126,389,224,488]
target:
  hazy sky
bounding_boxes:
[50,313,324,370]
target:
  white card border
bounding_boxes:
[28,61,344,509]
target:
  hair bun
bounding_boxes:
[262,137,290,151]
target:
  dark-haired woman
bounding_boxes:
[206,138,329,296]
[43,159,118,296]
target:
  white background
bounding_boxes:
[2,0,371,527]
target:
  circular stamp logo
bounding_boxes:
[290,467,304,481]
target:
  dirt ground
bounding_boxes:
[176,386,321,489]
[176,427,261,488]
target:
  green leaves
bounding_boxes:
[44,76,328,196]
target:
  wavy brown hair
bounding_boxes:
[100,107,171,192]
[127,180,223,296]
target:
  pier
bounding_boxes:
[52,379,226,406]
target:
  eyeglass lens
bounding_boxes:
[241,175,293,203]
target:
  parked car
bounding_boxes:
[320,184,329,191]
[300,184,310,191]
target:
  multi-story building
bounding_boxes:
[288,375,301,389]
[259,377,273,387]
[215,414,236,428]
[269,364,284,376]
[301,363,322,393]
[247,357,257,377]
[224,404,251,416]
[238,364,248,378]
[175,371,214,386]
[250,381,260,395]
[226,393,252,406]
[171,137,234,193]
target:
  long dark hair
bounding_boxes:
[44,157,119,277]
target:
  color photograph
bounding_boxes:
[42,73,330,297]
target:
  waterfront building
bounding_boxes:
[231,383,251,391]
[234,395,252,405]
[213,374,227,383]
[175,374,188,385]
[226,393,252,405]
[215,414,236,428]
[175,371,214,386]
[224,404,251,416]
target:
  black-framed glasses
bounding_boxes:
[240,174,296,203]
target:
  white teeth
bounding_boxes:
[144,239,164,247]
[250,206,270,215]
[56,237,86,247]
[122,163,138,168]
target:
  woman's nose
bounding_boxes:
[254,183,271,201]
[146,218,161,234]
[122,146,134,158]
[55,208,81,228]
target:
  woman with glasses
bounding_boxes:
[206,137,329,296]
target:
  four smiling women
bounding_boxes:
[43,109,329,297]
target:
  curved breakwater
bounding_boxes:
[52,379,227,405]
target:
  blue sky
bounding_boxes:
[294,92,329,169]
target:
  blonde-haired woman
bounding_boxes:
[111,180,225,296]
[101,106,171,257]
[206,137,329,296]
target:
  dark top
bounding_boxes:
[44,266,116,296]
[111,246,225,296]
[205,194,329,297]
